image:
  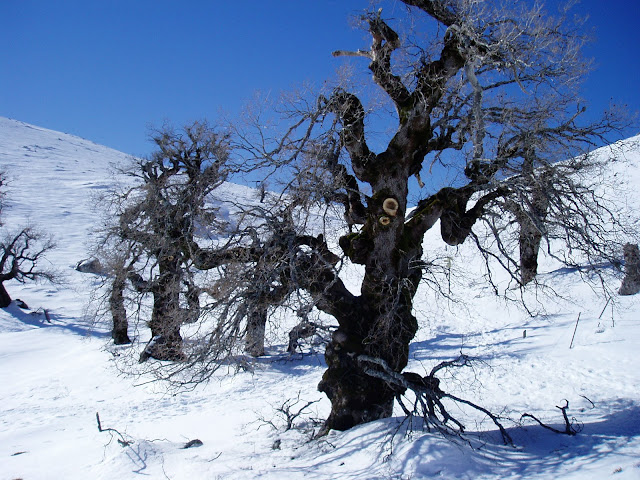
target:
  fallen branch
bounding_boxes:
[257,392,322,433]
[96,412,132,447]
[520,400,581,436]
[357,354,513,445]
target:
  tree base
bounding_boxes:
[0,283,11,308]
[139,335,185,362]
[318,345,395,431]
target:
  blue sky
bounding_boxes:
[1,0,639,158]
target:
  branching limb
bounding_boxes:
[520,400,582,436]
[323,90,377,183]
[357,354,513,445]
[96,412,133,447]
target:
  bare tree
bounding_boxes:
[0,170,6,222]
[474,102,632,286]
[0,227,56,307]
[0,171,57,308]
[100,1,634,435]
[225,0,631,432]
[97,121,231,360]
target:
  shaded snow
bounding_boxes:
[1,117,639,479]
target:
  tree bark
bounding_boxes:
[619,243,640,295]
[318,170,422,431]
[516,172,550,285]
[141,258,185,361]
[245,305,267,357]
[0,282,11,308]
[109,274,131,344]
[519,221,543,286]
[319,300,418,431]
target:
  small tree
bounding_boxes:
[0,170,57,308]
[0,227,56,308]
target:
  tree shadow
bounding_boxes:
[0,300,109,338]
[394,398,640,479]
[407,322,546,365]
[275,399,640,479]
[541,261,620,280]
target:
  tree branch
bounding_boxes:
[323,90,377,183]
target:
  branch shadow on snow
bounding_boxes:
[407,323,545,364]
[425,398,640,480]
[0,300,109,338]
[274,399,640,479]
[250,348,328,376]
[542,260,621,277]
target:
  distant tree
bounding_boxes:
[0,170,5,221]
[97,121,231,359]
[0,171,57,308]
[472,103,632,286]
[619,243,640,295]
[0,228,56,308]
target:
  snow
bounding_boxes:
[1,116,639,479]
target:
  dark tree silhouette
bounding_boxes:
[0,227,56,308]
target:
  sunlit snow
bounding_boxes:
[1,117,639,479]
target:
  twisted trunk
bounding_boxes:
[317,163,487,431]
[319,295,418,430]
[141,256,184,361]
[319,169,422,430]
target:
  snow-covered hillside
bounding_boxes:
[1,117,639,480]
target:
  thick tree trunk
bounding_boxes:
[519,223,543,285]
[619,243,640,295]
[318,299,417,431]
[319,179,420,431]
[245,305,267,357]
[0,282,11,308]
[109,274,131,345]
[140,259,185,362]
[517,181,549,285]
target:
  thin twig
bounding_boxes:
[569,312,581,349]
[96,412,132,447]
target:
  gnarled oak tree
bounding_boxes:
[104,1,632,435]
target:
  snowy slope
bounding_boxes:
[1,117,639,480]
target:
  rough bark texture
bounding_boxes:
[140,257,185,362]
[518,189,550,285]
[109,274,131,345]
[245,306,267,357]
[317,156,433,430]
[619,243,640,295]
[519,225,543,286]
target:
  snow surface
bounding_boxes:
[1,116,639,479]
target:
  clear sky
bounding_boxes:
[1,0,639,158]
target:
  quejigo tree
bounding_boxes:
[103,0,629,435]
